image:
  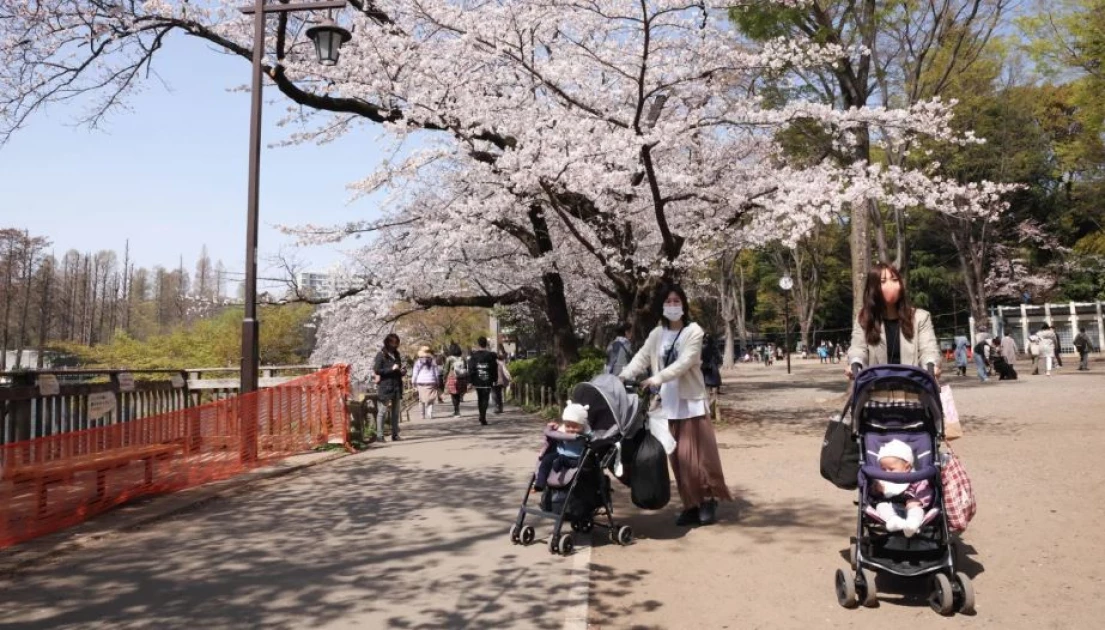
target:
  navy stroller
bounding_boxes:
[835,364,976,615]
[509,374,643,556]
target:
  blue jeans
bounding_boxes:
[975,354,988,382]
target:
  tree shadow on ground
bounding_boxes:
[0,405,580,630]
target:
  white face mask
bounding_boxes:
[663,306,684,322]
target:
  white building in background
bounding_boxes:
[293,271,363,300]
[981,301,1105,353]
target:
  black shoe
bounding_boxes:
[479,418,489,425]
[675,507,700,527]
[698,499,718,526]
[391,435,401,441]
[452,412,460,417]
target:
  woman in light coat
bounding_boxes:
[1038,324,1058,376]
[619,283,732,527]
[411,346,441,419]
[846,262,941,378]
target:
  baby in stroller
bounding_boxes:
[535,402,591,491]
[871,440,933,538]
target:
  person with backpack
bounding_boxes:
[444,343,468,416]
[1074,328,1092,371]
[618,283,732,527]
[468,337,500,425]
[411,346,441,420]
[973,336,991,383]
[492,350,512,414]
[372,333,407,442]
[605,323,634,375]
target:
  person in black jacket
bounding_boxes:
[373,333,406,441]
[468,337,499,425]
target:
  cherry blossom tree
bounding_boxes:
[2,1,1012,375]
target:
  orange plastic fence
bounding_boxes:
[0,365,350,549]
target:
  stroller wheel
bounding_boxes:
[834,568,858,609]
[509,525,520,545]
[521,526,536,546]
[558,534,574,556]
[859,569,879,607]
[929,573,955,615]
[955,572,976,614]
[616,525,633,546]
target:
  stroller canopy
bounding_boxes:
[569,374,642,445]
[850,364,944,434]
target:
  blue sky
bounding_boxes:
[0,32,391,292]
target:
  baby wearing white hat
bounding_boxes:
[872,440,933,538]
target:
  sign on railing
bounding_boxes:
[0,365,322,446]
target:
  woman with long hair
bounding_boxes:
[845,262,941,378]
[619,283,732,526]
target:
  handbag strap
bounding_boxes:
[663,327,685,368]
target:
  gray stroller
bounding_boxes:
[509,374,644,556]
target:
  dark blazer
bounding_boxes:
[373,348,404,399]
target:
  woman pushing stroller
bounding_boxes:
[618,283,732,527]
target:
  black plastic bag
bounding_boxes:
[631,432,671,510]
[819,417,860,490]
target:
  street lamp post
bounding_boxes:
[238,0,351,462]
[779,275,793,375]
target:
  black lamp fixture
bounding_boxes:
[307,18,352,66]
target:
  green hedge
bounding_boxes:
[509,355,558,389]
[557,357,607,401]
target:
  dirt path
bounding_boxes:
[589,359,1105,629]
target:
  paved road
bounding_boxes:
[0,398,587,630]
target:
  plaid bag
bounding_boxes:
[942,445,977,532]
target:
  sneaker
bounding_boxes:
[675,507,700,527]
[698,499,719,526]
[479,418,489,426]
[391,435,402,441]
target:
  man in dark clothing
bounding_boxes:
[373,333,406,441]
[468,337,499,425]
[1074,328,1092,371]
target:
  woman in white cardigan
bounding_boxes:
[845,262,942,378]
[619,284,732,526]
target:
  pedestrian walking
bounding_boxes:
[619,283,732,527]
[1074,328,1092,371]
[468,337,499,425]
[372,333,406,442]
[492,350,512,413]
[1028,334,1041,375]
[1039,324,1059,377]
[605,323,634,376]
[954,335,969,377]
[845,262,941,378]
[411,346,441,420]
[973,336,991,382]
[1001,333,1018,367]
[444,343,468,416]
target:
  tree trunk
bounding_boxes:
[13,236,36,368]
[527,205,580,368]
[37,259,51,368]
[0,236,17,371]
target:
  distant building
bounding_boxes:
[293,271,363,300]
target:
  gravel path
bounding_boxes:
[589,358,1105,629]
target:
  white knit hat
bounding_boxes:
[877,440,914,466]
[561,401,590,431]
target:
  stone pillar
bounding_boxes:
[1020,303,1030,349]
[488,310,500,353]
[1096,301,1105,352]
[990,306,1001,339]
[1070,302,1081,356]
[968,316,977,348]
